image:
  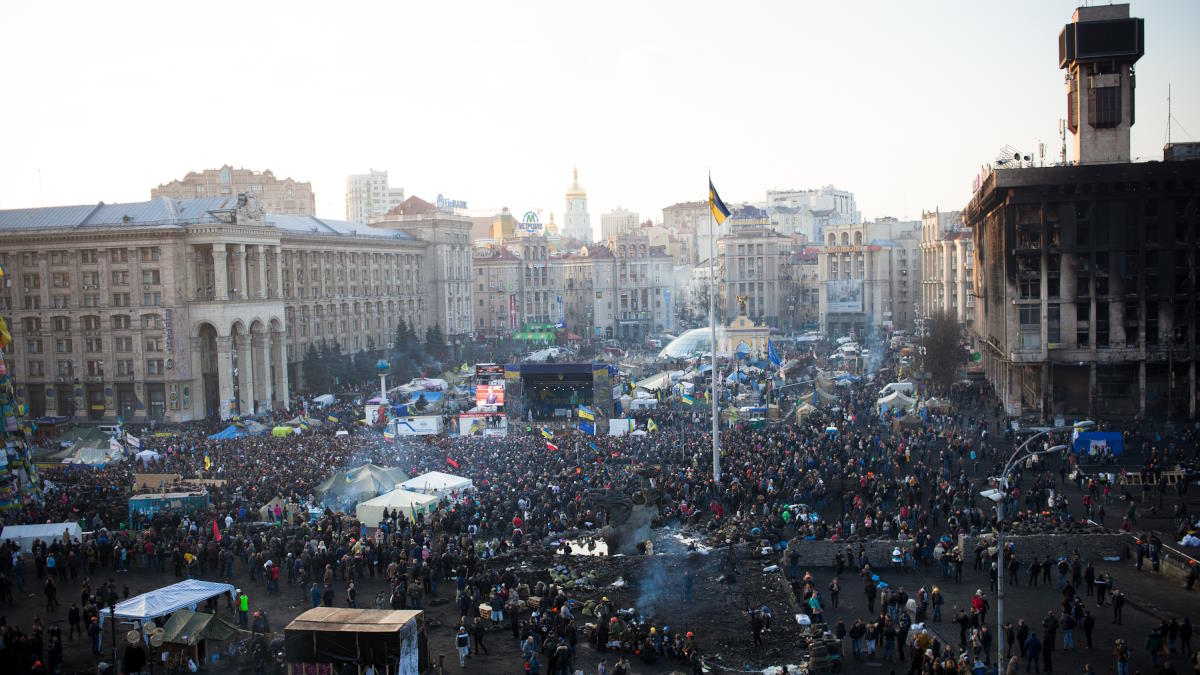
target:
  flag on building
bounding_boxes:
[540,427,554,440]
[647,418,658,433]
[709,178,730,225]
[577,405,595,421]
[767,339,782,367]
[545,441,559,452]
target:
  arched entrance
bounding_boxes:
[197,323,220,417]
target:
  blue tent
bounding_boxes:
[208,425,245,440]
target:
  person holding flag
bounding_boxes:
[647,418,658,433]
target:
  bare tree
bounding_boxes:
[921,311,966,393]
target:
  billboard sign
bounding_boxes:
[519,211,543,233]
[826,279,863,313]
[475,363,505,379]
[476,383,505,406]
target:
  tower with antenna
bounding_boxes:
[1059,3,1144,164]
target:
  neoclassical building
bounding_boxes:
[0,193,430,422]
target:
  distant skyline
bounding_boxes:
[1,1,1197,239]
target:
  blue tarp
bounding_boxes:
[1072,431,1123,456]
[410,391,443,404]
[207,425,245,440]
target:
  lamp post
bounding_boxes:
[985,420,1094,669]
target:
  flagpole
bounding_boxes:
[709,170,721,484]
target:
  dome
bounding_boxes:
[566,167,586,198]
[658,327,715,359]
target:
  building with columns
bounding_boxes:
[0,193,431,422]
[919,209,974,328]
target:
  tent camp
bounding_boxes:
[315,464,410,505]
[1,522,83,551]
[284,415,321,428]
[284,608,426,673]
[355,489,439,527]
[61,445,123,465]
[207,425,245,440]
[398,471,474,498]
[135,449,162,465]
[101,579,236,626]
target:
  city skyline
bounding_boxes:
[1,1,1198,237]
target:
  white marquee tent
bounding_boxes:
[398,471,474,498]
[355,489,440,527]
[101,579,236,626]
[0,522,83,551]
[876,390,917,413]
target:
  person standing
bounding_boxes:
[829,577,840,608]
[1113,639,1130,675]
[471,617,488,655]
[1024,631,1041,673]
[455,623,470,667]
[1082,611,1095,650]
[237,589,249,628]
[1111,587,1124,625]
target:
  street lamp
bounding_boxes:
[987,420,1094,668]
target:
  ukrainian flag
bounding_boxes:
[540,427,554,439]
[709,178,730,225]
[681,393,694,406]
[577,405,595,421]
[328,415,339,423]
[647,418,658,433]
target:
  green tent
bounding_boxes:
[160,610,240,647]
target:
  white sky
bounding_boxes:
[1,1,1197,238]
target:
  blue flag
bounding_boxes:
[767,339,781,367]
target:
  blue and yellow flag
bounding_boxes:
[328,415,339,423]
[681,393,694,406]
[540,427,554,440]
[709,178,730,225]
[647,418,658,433]
[577,405,595,421]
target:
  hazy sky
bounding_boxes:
[2,1,1197,237]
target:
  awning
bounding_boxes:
[102,579,236,626]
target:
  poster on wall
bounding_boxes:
[826,279,863,313]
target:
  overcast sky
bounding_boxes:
[1,1,1197,237]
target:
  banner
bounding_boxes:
[826,279,863,313]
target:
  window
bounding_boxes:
[145,337,163,352]
[111,315,131,330]
[27,361,44,377]
[1089,86,1121,129]
[49,250,69,265]
[57,360,74,378]
[80,249,98,264]
[114,336,133,352]
[52,272,71,288]
[142,291,162,306]
[139,247,160,262]
[86,360,103,377]
[141,269,161,285]
[1018,305,1040,326]
[146,359,165,376]
[82,315,101,330]
[82,271,99,288]
[111,271,129,286]
[53,295,70,309]
[52,316,70,331]
[1047,304,1061,344]
[22,273,40,290]
[26,338,43,354]
[22,317,41,332]
[110,248,128,264]
[55,338,73,353]
[112,293,130,307]
[82,294,99,308]
[117,359,134,376]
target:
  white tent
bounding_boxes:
[135,449,162,464]
[312,394,335,407]
[876,390,917,413]
[398,471,474,498]
[355,489,440,527]
[101,579,236,627]
[1,522,83,551]
[634,372,671,392]
[61,445,122,465]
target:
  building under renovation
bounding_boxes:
[965,4,1200,421]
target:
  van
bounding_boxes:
[98,424,121,437]
[878,381,915,397]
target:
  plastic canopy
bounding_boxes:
[102,579,236,626]
[0,522,83,551]
[315,464,410,504]
[312,394,336,407]
[135,449,162,463]
[207,425,245,440]
[398,471,474,498]
[355,488,439,527]
[159,609,239,646]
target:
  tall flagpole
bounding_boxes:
[709,171,721,484]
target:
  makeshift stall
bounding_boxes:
[397,471,473,498]
[284,608,426,675]
[0,522,83,551]
[355,489,439,527]
[158,609,241,669]
[101,579,237,627]
[128,491,209,526]
[134,449,162,465]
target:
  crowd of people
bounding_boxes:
[0,338,1197,674]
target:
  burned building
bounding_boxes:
[966,155,1200,421]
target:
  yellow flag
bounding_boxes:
[204,454,211,471]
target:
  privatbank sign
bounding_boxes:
[436,194,468,210]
